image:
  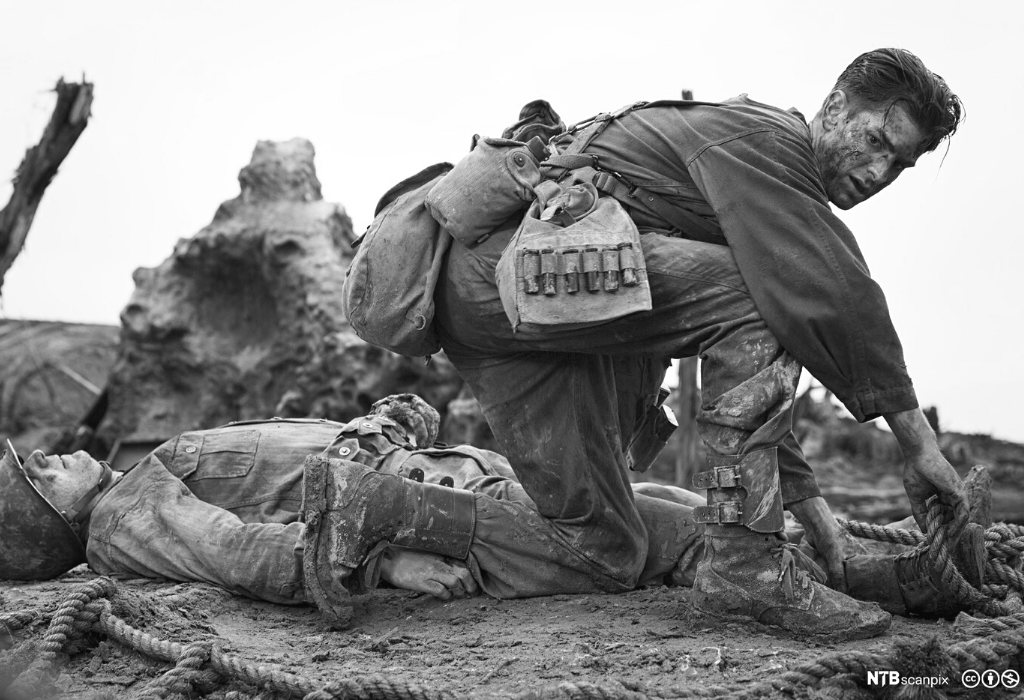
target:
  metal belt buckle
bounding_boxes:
[694,501,742,525]
[693,465,742,490]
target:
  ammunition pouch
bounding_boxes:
[625,388,678,472]
[692,448,784,533]
[426,136,548,247]
[494,180,652,331]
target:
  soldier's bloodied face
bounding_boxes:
[21,450,104,511]
[816,101,927,210]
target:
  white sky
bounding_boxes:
[1,1,1021,441]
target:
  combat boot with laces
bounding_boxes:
[689,448,891,639]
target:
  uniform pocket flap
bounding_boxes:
[188,430,260,479]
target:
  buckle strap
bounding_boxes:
[692,465,742,490]
[565,165,724,244]
[694,502,742,524]
[695,448,784,534]
[543,153,599,171]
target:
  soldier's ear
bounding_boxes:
[821,90,848,132]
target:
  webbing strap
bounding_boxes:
[693,465,742,490]
[562,100,650,140]
[544,102,725,245]
[543,153,597,170]
[694,502,742,525]
[593,170,723,243]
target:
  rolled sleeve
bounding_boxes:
[687,129,918,421]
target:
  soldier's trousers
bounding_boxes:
[436,228,820,589]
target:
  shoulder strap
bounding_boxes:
[588,167,723,244]
[543,100,725,244]
[374,162,453,216]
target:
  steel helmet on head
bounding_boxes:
[0,440,87,580]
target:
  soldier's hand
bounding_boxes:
[884,408,968,532]
[370,394,440,447]
[379,547,479,600]
[786,496,850,592]
[903,446,968,533]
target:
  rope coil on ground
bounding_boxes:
[132,640,219,700]
[3,577,115,700]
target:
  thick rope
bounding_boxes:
[3,577,115,700]
[3,515,1023,700]
[0,610,37,635]
[839,504,1024,616]
[838,518,925,546]
[88,590,1024,700]
[956,611,1024,633]
[839,518,1024,576]
[918,501,1009,616]
[95,599,316,698]
[132,640,220,700]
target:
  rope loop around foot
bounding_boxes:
[841,500,1023,617]
[918,499,1006,616]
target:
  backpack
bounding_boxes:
[342,162,453,358]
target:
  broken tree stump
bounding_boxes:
[0,79,94,293]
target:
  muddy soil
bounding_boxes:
[2,566,1009,700]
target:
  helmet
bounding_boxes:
[0,441,87,580]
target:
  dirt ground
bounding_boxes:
[3,565,1017,700]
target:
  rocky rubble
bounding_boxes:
[96,139,464,448]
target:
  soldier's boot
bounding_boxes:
[689,448,891,639]
[302,455,476,628]
[845,522,986,618]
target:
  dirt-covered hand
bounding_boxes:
[786,496,849,593]
[884,408,968,533]
[903,446,968,533]
[379,547,479,600]
[370,394,440,447]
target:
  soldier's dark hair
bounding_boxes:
[833,48,964,154]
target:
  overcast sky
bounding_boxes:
[1,1,1021,441]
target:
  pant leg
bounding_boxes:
[384,445,703,596]
[447,349,649,588]
[438,231,820,504]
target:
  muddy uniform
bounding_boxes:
[436,95,917,588]
[83,418,701,604]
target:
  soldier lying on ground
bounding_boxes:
[0,395,985,629]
